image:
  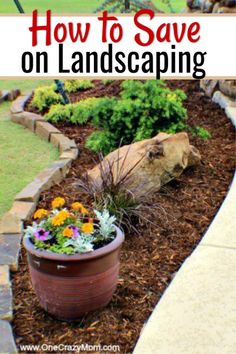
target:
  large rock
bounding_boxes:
[86,132,201,198]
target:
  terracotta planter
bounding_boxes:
[23,226,124,321]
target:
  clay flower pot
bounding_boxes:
[23,226,124,321]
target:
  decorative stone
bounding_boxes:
[15,166,63,202]
[0,213,23,234]
[36,166,63,188]
[35,121,61,142]
[15,180,42,203]
[86,132,201,198]
[25,112,44,132]
[49,159,72,177]
[0,234,22,272]
[0,266,12,321]
[8,89,21,101]
[60,148,79,160]
[0,320,18,354]
[58,135,77,152]
[0,90,10,103]
[213,91,236,109]
[50,133,65,148]
[11,111,44,132]
[10,93,31,114]
[9,201,36,221]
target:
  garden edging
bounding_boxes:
[133,93,236,354]
[0,92,79,353]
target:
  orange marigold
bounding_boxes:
[51,210,70,226]
[81,207,89,215]
[81,223,94,234]
[62,227,74,238]
[71,202,84,211]
[33,209,48,219]
[51,197,65,209]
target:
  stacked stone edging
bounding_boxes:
[0,92,79,353]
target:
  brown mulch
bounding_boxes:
[13,81,235,354]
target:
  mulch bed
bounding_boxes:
[13,81,235,354]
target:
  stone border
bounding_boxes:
[0,89,20,104]
[0,92,79,353]
[133,94,236,353]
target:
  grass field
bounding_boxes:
[0,82,58,217]
[0,0,185,14]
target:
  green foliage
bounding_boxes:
[85,131,116,155]
[190,126,211,139]
[64,80,94,93]
[70,97,99,124]
[77,151,158,234]
[102,79,114,85]
[31,84,63,112]
[45,104,73,123]
[45,97,99,125]
[86,80,187,153]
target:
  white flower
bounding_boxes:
[94,209,116,240]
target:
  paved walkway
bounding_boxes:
[134,159,236,353]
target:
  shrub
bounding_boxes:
[70,97,102,124]
[45,104,73,123]
[64,80,94,93]
[86,80,187,153]
[31,84,63,112]
[85,131,116,155]
[45,97,101,125]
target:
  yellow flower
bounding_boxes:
[51,197,65,209]
[81,223,94,234]
[51,210,70,226]
[63,227,73,238]
[33,209,48,219]
[81,207,89,215]
[71,202,84,211]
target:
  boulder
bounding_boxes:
[86,132,201,198]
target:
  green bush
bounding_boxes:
[85,131,116,154]
[45,97,100,125]
[31,84,63,112]
[70,97,101,124]
[45,104,73,123]
[87,80,187,153]
[64,80,94,93]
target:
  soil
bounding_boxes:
[13,80,235,354]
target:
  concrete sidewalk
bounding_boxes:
[134,172,236,354]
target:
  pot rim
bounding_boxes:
[23,225,124,262]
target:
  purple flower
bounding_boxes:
[70,225,80,239]
[34,228,50,241]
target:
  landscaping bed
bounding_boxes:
[13,80,235,353]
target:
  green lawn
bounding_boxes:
[0,0,185,14]
[0,85,59,217]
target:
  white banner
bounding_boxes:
[0,12,235,79]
